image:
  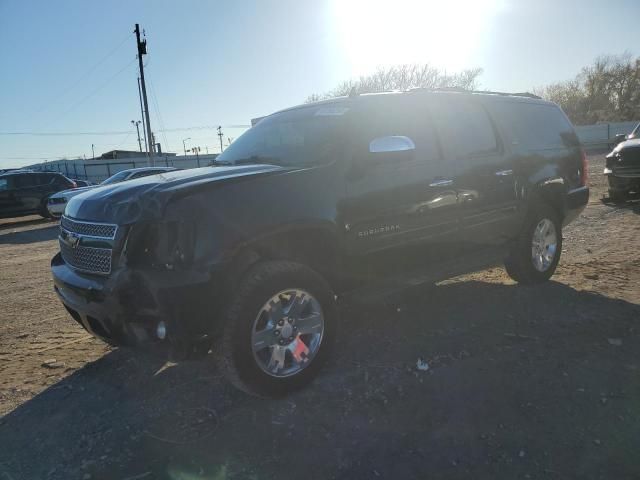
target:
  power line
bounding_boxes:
[0,124,251,136]
[38,58,137,130]
[30,32,132,118]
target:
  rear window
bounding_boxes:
[491,101,576,150]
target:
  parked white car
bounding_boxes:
[47,167,177,218]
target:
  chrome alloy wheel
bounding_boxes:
[251,289,325,377]
[531,218,558,272]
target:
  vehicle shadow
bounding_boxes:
[0,216,52,231]
[601,197,640,214]
[1,280,639,479]
[0,224,59,244]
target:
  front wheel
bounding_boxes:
[217,261,337,396]
[505,205,562,285]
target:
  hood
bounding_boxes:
[50,184,97,199]
[65,164,287,224]
[612,138,640,154]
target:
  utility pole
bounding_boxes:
[182,137,191,157]
[137,77,148,153]
[217,126,224,153]
[91,144,95,159]
[134,24,154,165]
[131,120,143,152]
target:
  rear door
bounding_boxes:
[0,176,21,217]
[12,174,42,214]
[430,95,519,249]
[343,96,459,275]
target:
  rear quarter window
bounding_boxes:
[491,101,576,150]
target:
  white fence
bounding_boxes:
[28,154,218,183]
[575,121,638,149]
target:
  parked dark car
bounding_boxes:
[0,171,76,219]
[606,125,640,202]
[51,90,589,395]
[612,121,640,145]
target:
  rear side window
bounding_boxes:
[431,97,498,157]
[491,101,575,150]
[52,175,71,188]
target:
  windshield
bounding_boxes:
[215,105,351,167]
[100,170,131,185]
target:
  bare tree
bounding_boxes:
[306,64,483,102]
[535,53,640,124]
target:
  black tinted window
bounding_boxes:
[13,174,37,188]
[357,98,440,161]
[431,97,498,157]
[491,101,575,150]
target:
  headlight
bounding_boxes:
[126,220,196,270]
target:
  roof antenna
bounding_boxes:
[348,86,358,98]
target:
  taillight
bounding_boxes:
[580,148,588,187]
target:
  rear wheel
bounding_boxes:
[505,205,562,285]
[217,261,336,396]
[38,203,51,219]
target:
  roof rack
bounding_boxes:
[409,87,541,99]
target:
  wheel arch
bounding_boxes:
[222,224,344,293]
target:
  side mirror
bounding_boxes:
[369,136,416,154]
[614,133,626,145]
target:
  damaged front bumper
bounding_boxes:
[51,252,219,356]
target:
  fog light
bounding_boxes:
[156,321,167,340]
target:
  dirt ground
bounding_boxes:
[0,153,639,480]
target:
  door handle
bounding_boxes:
[494,169,513,177]
[429,179,453,187]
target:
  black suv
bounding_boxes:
[51,90,589,395]
[0,171,76,219]
[605,122,640,202]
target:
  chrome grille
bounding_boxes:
[59,216,117,275]
[60,216,117,239]
[60,241,112,275]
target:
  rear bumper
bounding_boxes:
[52,252,218,353]
[563,186,589,226]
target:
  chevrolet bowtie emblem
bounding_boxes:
[67,232,81,249]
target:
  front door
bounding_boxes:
[342,96,459,279]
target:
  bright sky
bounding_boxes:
[0,0,637,168]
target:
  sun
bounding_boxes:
[332,0,500,77]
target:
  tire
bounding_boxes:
[38,204,51,219]
[505,204,562,285]
[217,260,337,396]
